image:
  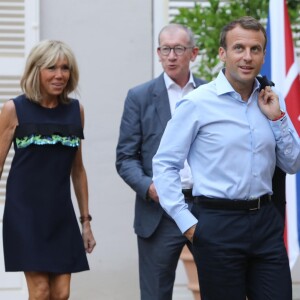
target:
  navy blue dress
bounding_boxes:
[3,94,89,273]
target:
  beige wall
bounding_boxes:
[40,1,153,299]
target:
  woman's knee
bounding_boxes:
[29,281,50,300]
[25,272,50,300]
[50,288,70,300]
[49,274,71,300]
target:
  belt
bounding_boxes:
[193,194,272,210]
[182,189,194,201]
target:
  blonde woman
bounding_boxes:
[0,40,96,300]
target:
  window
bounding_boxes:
[0,0,39,203]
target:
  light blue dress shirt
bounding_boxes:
[164,72,195,189]
[152,69,300,234]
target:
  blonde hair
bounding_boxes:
[20,40,79,104]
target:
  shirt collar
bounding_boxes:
[163,72,196,90]
[215,68,260,96]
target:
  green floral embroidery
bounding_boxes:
[16,134,80,148]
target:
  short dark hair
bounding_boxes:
[219,16,267,50]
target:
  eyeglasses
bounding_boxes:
[158,45,194,56]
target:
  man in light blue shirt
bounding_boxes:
[153,16,300,300]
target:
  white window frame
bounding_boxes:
[0,0,39,297]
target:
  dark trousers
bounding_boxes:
[191,201,292,300]
[137,213,190,300]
